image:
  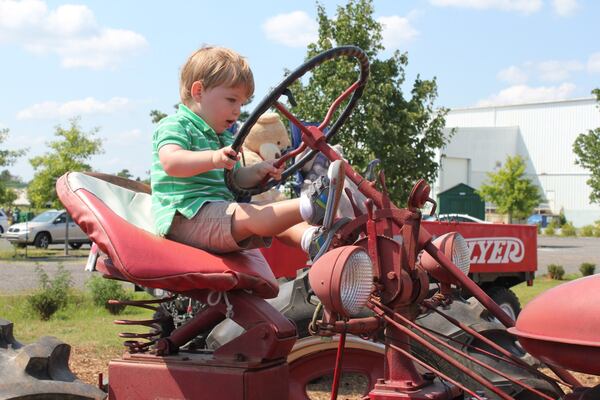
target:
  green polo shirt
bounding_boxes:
[151,104,237,236]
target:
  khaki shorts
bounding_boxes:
[166,202,272,254]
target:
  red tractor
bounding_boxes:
[3,46,599,400]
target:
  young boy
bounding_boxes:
[151,46,343,257]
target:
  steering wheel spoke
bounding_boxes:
[226,46,370,198]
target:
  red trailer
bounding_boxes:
[422,220,537,319]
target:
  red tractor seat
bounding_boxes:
[56,172,279,299]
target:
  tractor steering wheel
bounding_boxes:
[225,46,370,198]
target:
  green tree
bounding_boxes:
[149,109,168,124]
[0,129,26,205]
[477,155,541,223]
[288,0,449,202]
[28,118,103,208]
[116,169,133,179]
[573,88,600,204]
[0,169,23,186]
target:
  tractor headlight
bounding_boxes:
[418,232,471,285]
[309,246,373,317]
[449,233,470,275]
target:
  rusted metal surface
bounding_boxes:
[108,352,288,400]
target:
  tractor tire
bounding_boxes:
[411,298,562,400]
[34,232,51,249]
[0,319,106,399]
[487,286,522,322]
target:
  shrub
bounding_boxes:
[86,275,131,314]
[27,265,72,320]
[560,222,577,237]
[547,264,565,280]
[544,226,555,236]
[593,221,600,237]
[558,209,567,226]
[547,218,560,230]
[27,292,59,320]
[580,225,595,237]
[579,262,596,277]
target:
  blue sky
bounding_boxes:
[1,0,598,182]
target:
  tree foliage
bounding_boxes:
[149,109,168,124]
[0,128,26,206]
[28,118,103,208]
[288,0,449,202]
[477,155,541,223]
[116,168,133,179]
[573,88,600,204]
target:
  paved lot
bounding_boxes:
[0,236,598,294]
[537,236,600,275]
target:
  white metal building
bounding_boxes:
[434,97,600,227]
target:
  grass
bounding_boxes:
[1,273,585,348]
[0,247,89,260]
[0,289,154,353]
[512,273,579,306]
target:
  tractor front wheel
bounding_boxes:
[287,336,384,400]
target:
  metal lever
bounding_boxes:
[282,88,297,107]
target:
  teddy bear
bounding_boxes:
[241,112,291,204]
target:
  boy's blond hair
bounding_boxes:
[180,46,254,106]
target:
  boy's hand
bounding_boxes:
[212,146,239,170]
[255,159,284,181]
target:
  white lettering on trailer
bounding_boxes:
[465,237,525,264]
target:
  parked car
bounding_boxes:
[428,213,490,224]
[2,209,91,249]
[0,209,8,234]
[526,214,560,228]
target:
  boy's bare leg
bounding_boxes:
[231,199,304,242]
[275,222,312,247]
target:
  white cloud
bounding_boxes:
[552,0,579,16]
[377,16,419,49]
[17,97,133,120]
[497,65,528,84]
[587,53,600,74]
[0,0,147,69]
[477,83,576,106]
[262,11,318,47]
[535,60,583,82]
[497,59,583,85]
[429,0,542,14]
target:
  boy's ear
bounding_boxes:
[190,81,203,100]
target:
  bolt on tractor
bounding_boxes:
[2,46,600,400]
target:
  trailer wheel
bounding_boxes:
[487,286,521,322]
